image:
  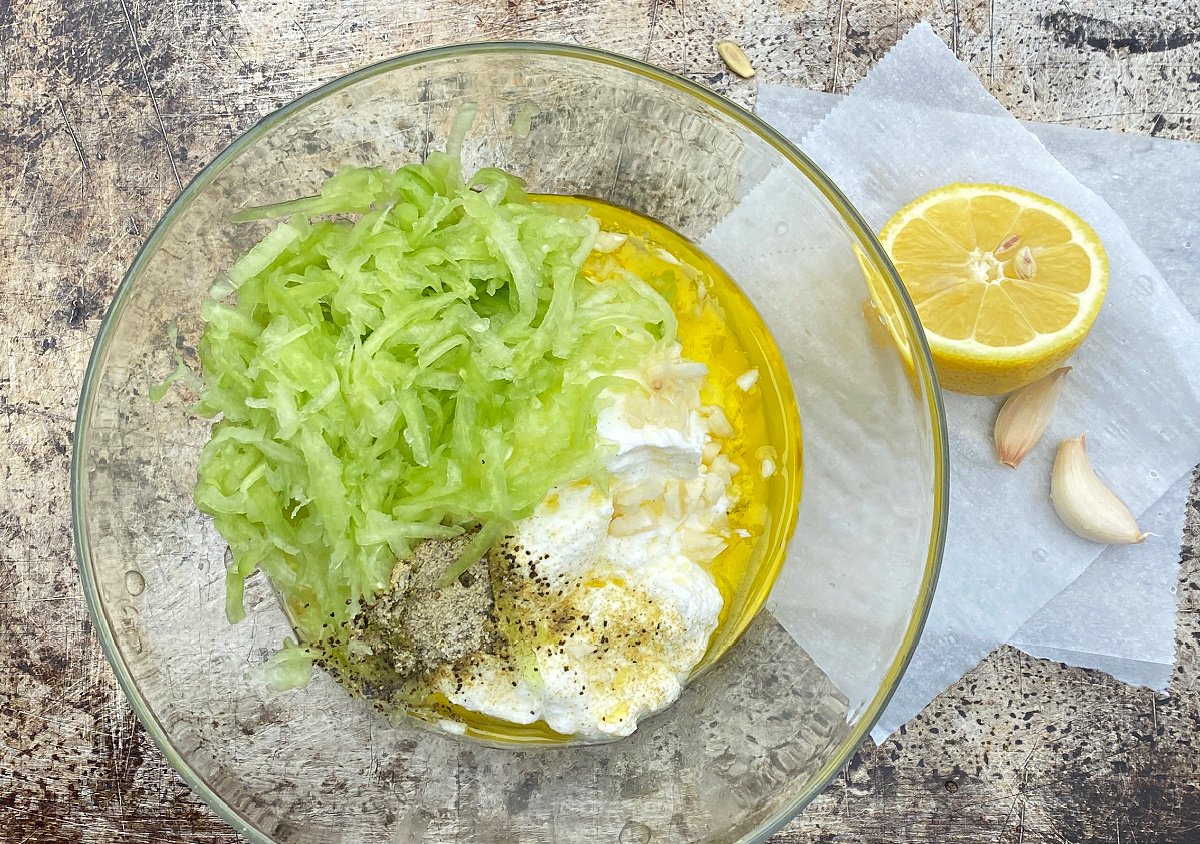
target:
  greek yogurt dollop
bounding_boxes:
[435,343,739,740]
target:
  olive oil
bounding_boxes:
[422,196,801,743]
[567,197,802,669]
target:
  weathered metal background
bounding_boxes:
[3,0,1199,840]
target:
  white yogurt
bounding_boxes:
[437,344,732,740]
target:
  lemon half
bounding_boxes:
[879,183,1109,395]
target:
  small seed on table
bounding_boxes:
[717,40,756,78]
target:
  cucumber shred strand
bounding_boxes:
[194,135,674,664]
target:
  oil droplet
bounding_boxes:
[1033,547,1048,562]
[619,821,653,844]
[124,570,146,596]
[774,222,788,236]
[1149,469,1160,480]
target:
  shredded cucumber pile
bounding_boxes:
[194,116,678,663]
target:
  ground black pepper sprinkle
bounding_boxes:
[335,533,500,711]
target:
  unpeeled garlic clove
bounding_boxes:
[994,366,1070,468]
[1051,434,1148,545]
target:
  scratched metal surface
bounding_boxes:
[2,1,1199,841]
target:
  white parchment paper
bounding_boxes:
[755,83,1200,694]
[742,23,1200,741]
[1008,473,1187,688]
[755,89,1200,694]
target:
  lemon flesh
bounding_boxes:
[879,183,1108,395]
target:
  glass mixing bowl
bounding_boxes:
[73,43,947,843]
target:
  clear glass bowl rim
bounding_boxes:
[71,39,949,844]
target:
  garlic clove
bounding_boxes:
[994,366,1070,468]
[593,231,628,254]
[1050,434,1148,545]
